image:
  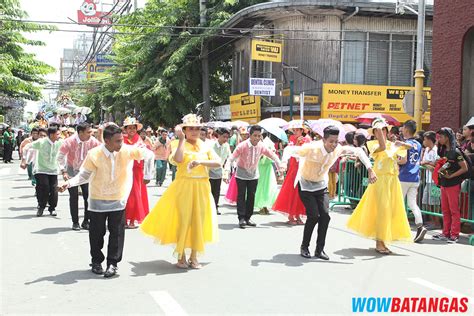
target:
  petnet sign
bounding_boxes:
[77,0,112,26]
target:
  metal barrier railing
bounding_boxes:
[329,158,474,245]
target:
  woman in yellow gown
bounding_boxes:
[141,114,221,269]
[347,118,412,254]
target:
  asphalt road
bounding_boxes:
[1,158,473,315]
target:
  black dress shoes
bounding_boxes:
[90,263,104,275]
[315,250,329,260]
[245,220,257,227]
[104,265,118,278]
[238,219,246,229]
[49,209,57,216]
[81,220,89,230]
[36,207,44,217]
[300,247,311,258]
[72,223,81,231]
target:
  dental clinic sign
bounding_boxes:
[249,78,276,96]
[77,0,112,26]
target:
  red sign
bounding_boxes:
[77,0,111,26]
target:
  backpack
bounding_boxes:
[457,148,474,180]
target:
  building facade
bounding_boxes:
[215,0,433,121]
[431,0,474,130]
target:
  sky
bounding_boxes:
[19,0,432,114]
[20,0,147,113]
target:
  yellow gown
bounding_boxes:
[347,140,412,243]
[141,139,219,257]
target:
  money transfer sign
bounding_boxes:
[249,78,276,96]
[251,40,282,63]
[321,83,431,124]
[230,93,261,121]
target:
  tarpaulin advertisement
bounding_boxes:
[229,92,261,123]
[77,0,112,26]
[321,83,431,124]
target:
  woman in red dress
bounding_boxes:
[272,123,311,225]
[123,117,150,229]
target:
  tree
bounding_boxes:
[78,0,267,126]
[0,0,55,100]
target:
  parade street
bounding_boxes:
[1,159,473,315]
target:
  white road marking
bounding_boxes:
[408,278,474,306]
[150,291,188,316]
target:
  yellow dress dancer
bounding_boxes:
[141,114,220,269]
[347,118,412,254]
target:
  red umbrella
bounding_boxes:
[355,113,401,126]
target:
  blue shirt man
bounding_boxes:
[398,120,426,243]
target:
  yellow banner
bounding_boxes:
[251,40,282,63]
[230,93,261,120]
[321,83,431,124]
[294,95,319,104]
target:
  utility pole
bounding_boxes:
[200,0,211,121]
[397,0,425,131]
[413,0,426,131]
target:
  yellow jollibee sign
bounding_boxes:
[230,92,261,121]
[321,83,431,124]
[251,40,282,63]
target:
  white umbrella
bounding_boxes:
[56,107,71,114]
[356,128,370,139]
[206,121,230,129]
[258,121,288,143]
[283,119,306,131]
[465,117,474,128]
[308,119,345,142]
[77,107,92,115]
[229,120,249,128]
[258,117,288,127]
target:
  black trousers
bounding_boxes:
[209,178,222,210]
[236,178,258,221]
[298,186,330,253]
[89,210,125,267]
[3,143,12,162]
[34,174,58,210]
[68,184,90,224]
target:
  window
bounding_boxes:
[367,33,389,85]
[232,51,244,94]
[390,34,413,86]
[342,32,366,84]
[251,60,272,78]
[341,32,432,87]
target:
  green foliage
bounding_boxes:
[77,0,267,126]
[0,0,55,100]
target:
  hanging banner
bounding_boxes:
[251,40,282,63]
[230,93,261,121]
[321,83,431,123]
[249,78,276,96]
